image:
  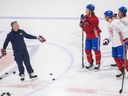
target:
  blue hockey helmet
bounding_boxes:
[119,6,127,13]
[86,4,95,11]
[104,10,113,18]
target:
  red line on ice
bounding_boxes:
[67,88,97,94]
[0,52,14,72]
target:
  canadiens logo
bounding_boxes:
[109,28,113,37]
[19,32,23,35]
[109,28,113,34]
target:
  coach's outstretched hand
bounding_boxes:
[38,35,46,43]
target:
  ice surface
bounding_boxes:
[0,0,128,96]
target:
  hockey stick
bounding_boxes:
[0,55,3,59]
[82,30,84,68]
[119,44,127,94]
[119,68,125,94]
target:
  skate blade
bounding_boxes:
[93,69,100,72]
[20,79,25,82]
[85,66,94,71]
[30,77,38,81]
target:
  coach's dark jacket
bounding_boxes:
[3,29,37,55]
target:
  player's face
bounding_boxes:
[104,16,108,21]
[12,23,20,32]
[104,16,110,22]
[118,11,122,19]
[86,9,90,15]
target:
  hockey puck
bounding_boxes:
[13,71,16,74]
[1,92,6,96]
[52,78,55,81]
[5,72,8,75]
[0,77,2,80]
[50,73,53,75]
[6,92,11,95]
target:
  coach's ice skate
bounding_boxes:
[29,73,38,80]
[20,74,25,81]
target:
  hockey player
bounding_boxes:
[110,13,118,67]
[103,10,128,78]
[118,6,128,44]
[110,7,128,67]
[118,6,128,26]
[1,21,46,81]
[80,4,101,70]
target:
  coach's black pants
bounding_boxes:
[14,49,34,75]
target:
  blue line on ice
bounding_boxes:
[0,16,104,20]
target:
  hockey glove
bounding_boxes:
[38,35,46,43]
[103,38,109,45]
[80,14,85,27]
[80,14,85,20]
[113,13,117,19]
[80,14,89,27]
[123,38,128,46]
[80,19,89,28]
[1,48,7,56]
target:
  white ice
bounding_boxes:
[0,0,128,96]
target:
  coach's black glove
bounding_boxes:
[1,48,7,56]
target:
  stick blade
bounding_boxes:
[82,57,84,68]
[82,64,84,68]
[119,89,122,94]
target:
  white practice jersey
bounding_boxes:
[107,19,128,47]
[120,16,128,26]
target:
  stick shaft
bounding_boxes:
[82,30,84,68]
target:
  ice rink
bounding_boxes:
[0,0,128,96]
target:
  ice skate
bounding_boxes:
[85,60,94,69]
[29,73,38,80]
[110,64,117,67]
[94,64,100,70]
[20,74,25,81]
[116,69,125,79]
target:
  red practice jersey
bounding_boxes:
[80,15,101,39]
